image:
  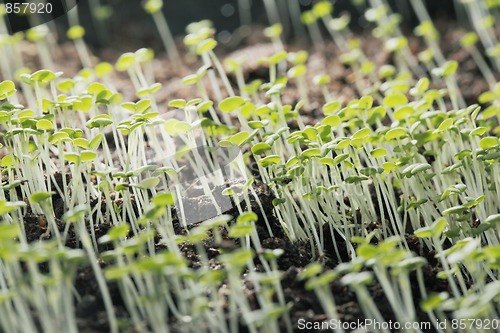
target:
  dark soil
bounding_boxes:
[12,16,494,333]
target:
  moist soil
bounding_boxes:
[12,17,494,333]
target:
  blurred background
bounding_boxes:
[57,0,457,51]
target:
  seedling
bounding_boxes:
[143,0,180,65]
[67,25,92,69]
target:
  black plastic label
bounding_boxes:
[2,0,80,34]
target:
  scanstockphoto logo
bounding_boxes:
[148,143,246,226]
[2,0,79,34]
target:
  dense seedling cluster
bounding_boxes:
[1,0,500,332]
